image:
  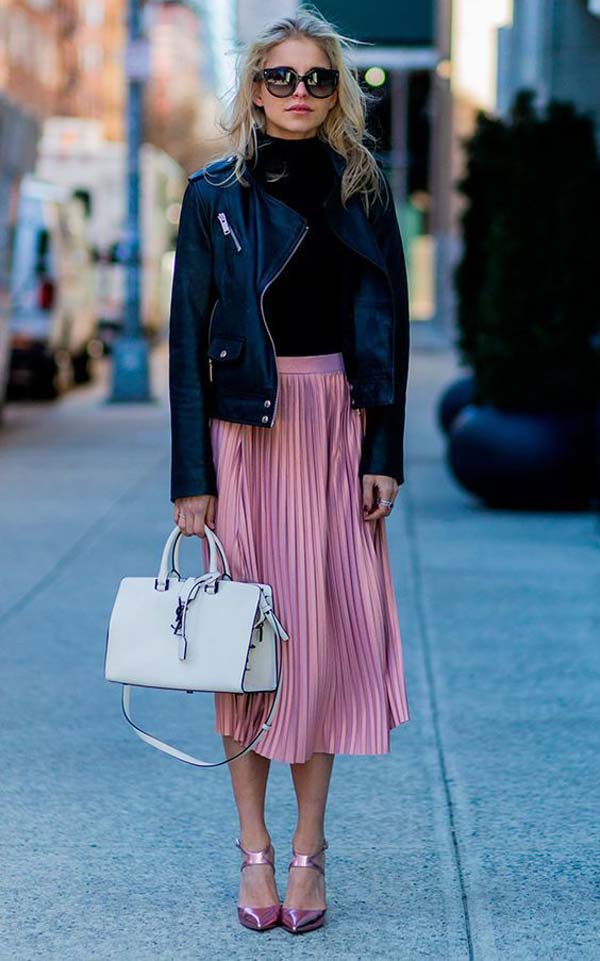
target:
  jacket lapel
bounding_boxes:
[242,139,389,285]
[321,146,388,276]
[248,184,307,292]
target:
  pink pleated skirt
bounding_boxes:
[201,351,410,764]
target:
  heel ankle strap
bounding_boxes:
[288,838,328,874]
[235,837,275,872]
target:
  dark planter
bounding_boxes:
[448,404,596,509]
[437,375,477,435]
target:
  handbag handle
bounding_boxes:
[119,631,285,768]
[168,525,230,583]
[156,525,230,590]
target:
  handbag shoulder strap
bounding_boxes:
[119,635,284,768]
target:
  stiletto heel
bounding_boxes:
[235,837,281,931]
[280,838,328,934]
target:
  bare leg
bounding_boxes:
[223,735,280,908]
[284,751,335,910]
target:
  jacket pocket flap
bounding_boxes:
[207,335,246,362]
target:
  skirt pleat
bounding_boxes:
[200,351,410,764]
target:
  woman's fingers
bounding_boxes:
[182,508,196,537]
[173,502,184,532]
[192,510,205,538]
[362,475,398,522]
[173,495,212,537]
[205,496,217,530]
[363,476,376,516]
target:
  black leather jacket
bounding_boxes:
[168,141,410,503]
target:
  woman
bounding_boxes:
[168,11,411,935]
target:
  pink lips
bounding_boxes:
[287,105,312,113]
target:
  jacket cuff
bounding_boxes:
[171,464,218,503]
[358,404,406,485]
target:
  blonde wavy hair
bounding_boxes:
[206,6,388,217]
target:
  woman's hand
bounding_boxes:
[173,495,217,537]
[362,474,398,522]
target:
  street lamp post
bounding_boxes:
[108,0,153,403]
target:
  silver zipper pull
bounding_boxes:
[208,358,213,382]
[217,211,231,235]
[217,212,242,251]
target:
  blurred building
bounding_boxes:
[0,0,127,141]
[1,1,74,116]
[435,0,513,340]
[144,0,221,171]
[73,0,125,141]
[0,0,72,295]
[497,0,600,143]
[0,0,123,222]
[196,0,236,97]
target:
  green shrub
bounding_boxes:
[453,90,600,411]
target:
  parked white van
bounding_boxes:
[36,117,184,347]
[8,175,98,399]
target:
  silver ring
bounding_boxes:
[379,498,394,508]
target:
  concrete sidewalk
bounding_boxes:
[0,338,598,960]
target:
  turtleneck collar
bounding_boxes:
[254,128,326,175]
[256,128,322,150]
[256,128,323,149]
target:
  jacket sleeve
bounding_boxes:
[169,178,218,502]
[358,173,410,486]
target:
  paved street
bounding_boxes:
[0,336,598,961]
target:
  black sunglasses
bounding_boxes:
[255,66,339,99]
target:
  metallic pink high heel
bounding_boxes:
[280,838,328,934]
[235,837,281,931]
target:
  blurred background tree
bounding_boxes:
[453,90,600,412]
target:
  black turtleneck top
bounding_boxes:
[252,129,357,356]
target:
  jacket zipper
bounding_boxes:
[259,223,309,428]
[217,212,242,252]
[207,296,219,383]
[229,225,242,252]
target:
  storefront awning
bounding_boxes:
[314,0,435,46]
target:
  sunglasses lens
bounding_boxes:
[306,69,337,98]
[264,68,295,98]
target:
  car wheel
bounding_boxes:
[31,354,60,400]
[72,348,91,384]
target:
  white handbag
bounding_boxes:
[104,524,290,768]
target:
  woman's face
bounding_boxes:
[252,36,338,140]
